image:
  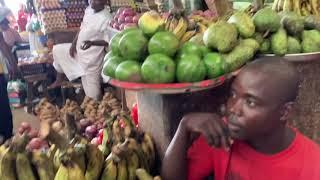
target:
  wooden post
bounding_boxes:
[137,85,229,159]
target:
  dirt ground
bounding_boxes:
[12,108,39,132]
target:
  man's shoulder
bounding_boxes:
[297,131,320,156]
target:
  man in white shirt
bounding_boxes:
[50,0,111,100]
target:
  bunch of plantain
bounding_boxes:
[81,96,100,120]
[136,169,162,180]
[35,98,61,124]
[60,99,84,121]
[97,92,124,119]
[164,14,188,40]
[272,0,319,16]
[101,138,157,180]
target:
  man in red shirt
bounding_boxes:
[161,57,320,180]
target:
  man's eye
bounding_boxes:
[246,99,256,107]
[230,91,236,98]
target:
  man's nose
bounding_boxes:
[229,98,242,116]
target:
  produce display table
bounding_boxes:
[106,73,236,159]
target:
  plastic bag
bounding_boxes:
[7,79,26,93]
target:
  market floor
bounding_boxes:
[12,108,39,132]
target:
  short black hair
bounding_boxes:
[0,18,9,26]
[242,57,300,103]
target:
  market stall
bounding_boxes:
[102,0,320,159]
[2,0,320,179]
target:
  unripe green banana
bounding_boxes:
[0,147,17,180]
[85,144,104,180]
[101,159,118,180]
[136,168,153,180]
[32,150,55,180]
[127,151,140,180]
[116,160,128,180]
[16,152,36,180]
[54,162,85,180]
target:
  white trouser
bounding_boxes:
[53,44,102,100]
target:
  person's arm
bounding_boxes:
[161,113,232,180]
[80,40,108,50]
[0,33,18,78]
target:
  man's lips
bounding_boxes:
[226,115,242,132]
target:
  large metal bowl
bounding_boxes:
[259,52,320,62]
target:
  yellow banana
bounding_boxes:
[32,150,55,180]
[0,147,16,180]
[127,151,140,180]
[54,162,85,180]
[85,144,104,180]
[173,18,188,40]
[69,144,87,173]
[136,168,153,180]
[154,176,162,180]
[127,138,149,172]
[164,15,172,31]
[53,149,61,172]
[283,0,293,11]
[169,17,179,32]
[141,141,153,170]
[311,0,319,15]
[143,133,156,169]
[116,160,128,180]
[197,23,208,33]
[272,0,279,10]
[112,120,122,144]
[16,152,36,180]
[306,2,312,12]
[292,0,301,15]
[277,0,284,11]
[101,159,118,180]
[180,30,198,44]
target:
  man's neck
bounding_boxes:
[247,127,296,155]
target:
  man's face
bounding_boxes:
[90,0,105,12]
[226,70,284,141]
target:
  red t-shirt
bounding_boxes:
[187,131,320,180]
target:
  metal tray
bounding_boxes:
[103,71,239,94]
[259,52,320,62]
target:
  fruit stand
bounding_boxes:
[102,1,320,160]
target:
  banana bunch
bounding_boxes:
[272,0,319,16]
[164,15,188,40]
[101,136,157,180]
[136,168,162,180]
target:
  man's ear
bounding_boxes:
[280,102,294,122]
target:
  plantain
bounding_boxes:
[54,161,85,180]
[272,0,280,10]
[16,152,36,180]
[293,0,302,15]
[127,138,149,172]
[180,29,197,44]
[127,151,140,180]
[135,168,153,180]
[100,159,118,180]
[283,0,293,11]
[85,144,104,180]
[143,133,156,170]
[154,176,162,180]
[164,15,172,31]
[169,16,179,32]
[173,18,188,40]
[69,144,86,173]
[32,150,55,180]
[116,160,128,180]
[311,0,319,15]
[53,149,62,172]
[277,0,285,11]
[0,147,16,180]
